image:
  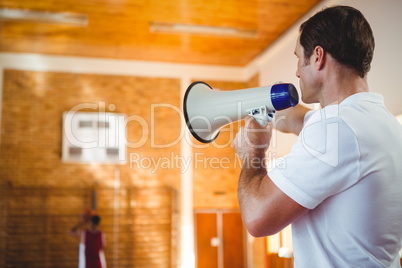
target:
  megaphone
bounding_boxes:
[183,81,299,143]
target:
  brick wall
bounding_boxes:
[0,69,182,189]
[0,69,182,267]
[0,69,261,267]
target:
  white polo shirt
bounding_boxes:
[269,92,402,267]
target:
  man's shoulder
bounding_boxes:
[302,107,352,134]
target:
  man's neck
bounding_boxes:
[319,66,369,108]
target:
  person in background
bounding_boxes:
[234,5,402,267]
[70,210,107,268]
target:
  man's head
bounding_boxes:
[299,5,375,78]
[91,215,101,226]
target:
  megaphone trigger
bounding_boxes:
[246,106,276,127]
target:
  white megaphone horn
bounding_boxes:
[183,81,299,143]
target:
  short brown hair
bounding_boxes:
[299,5,375,78]
[91,215,101,226]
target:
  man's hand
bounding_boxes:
[234,116,273,160]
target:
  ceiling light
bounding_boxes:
[150,22,258,38]
[0,8,88,27]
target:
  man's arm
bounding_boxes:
[274,104,310,135]
[234,117,308,237]
[238,161,308,237]
[101,232,106,248]
[69,221,86,237]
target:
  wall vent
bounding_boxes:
[62,112,126,164]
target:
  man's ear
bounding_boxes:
[313,46,325,70]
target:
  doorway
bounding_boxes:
[195,210,246,268]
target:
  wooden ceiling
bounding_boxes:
[0,0,322,66]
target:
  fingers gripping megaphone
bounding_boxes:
[183,81,299,143]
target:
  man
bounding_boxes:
[234,5,402,267]
[70,213,107,268]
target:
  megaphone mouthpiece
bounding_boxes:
[183,81,299,143]
[270,83,299,110]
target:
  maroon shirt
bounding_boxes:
[84,230,103,268]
